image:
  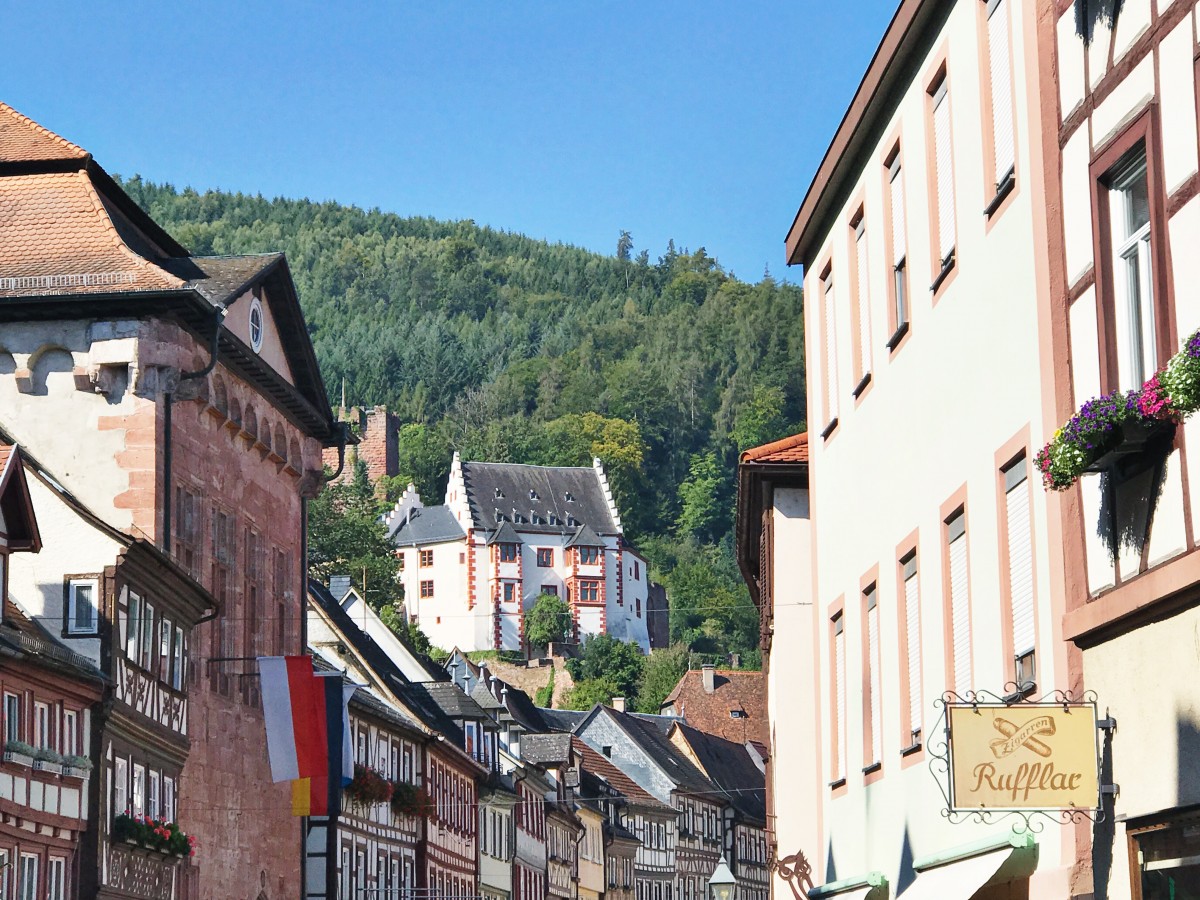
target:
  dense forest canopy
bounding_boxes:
[121,176,807,661]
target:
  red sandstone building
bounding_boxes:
[0,103,341,897]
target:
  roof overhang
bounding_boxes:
[785,0,948,270]
[734,453,808,607]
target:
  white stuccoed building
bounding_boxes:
[385,453,651,653]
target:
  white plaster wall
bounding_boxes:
[7,474,119,666]
[799,0,1073,889]
[764,487,819,898]
[400,538,473,652]
[0,318,149,532]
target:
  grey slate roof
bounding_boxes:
[470,681,504,712]
[519,732,574,766]
[674,723,766,824]
[416,680,495,722]
[487,521,523,546]
[388,505,466,544]
[159,253,283,306]
[610,708,715,794]
[538,708,588,732]
[564,524,605,548]
[461,461,617,534]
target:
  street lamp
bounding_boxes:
[708,858,736,900]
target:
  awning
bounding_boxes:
[898,833,1036,899]
[806,872,887,900]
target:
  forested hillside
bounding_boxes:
[121,176,807,661]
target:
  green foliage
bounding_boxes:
[307,463,403,609]
[635,644,690,713]
[675,452,729,543]
[524,594,573,651]
[380,603,436,657]
[566,635,645,699]
[534,668,556,708]
[561,678,621,711]
[121,176,807,659]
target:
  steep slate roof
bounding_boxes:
[537,708,588,732]
[605,707,715,795]
[571,737,671,811]
[673,723,766,824]
[461,461,617,534]
[520,732,574,766]
[388,505,465,544]
[158,253,283,305]
[486,521,523,546]
[662,670,768,746]
[0,102,88,163]
[415,680,494,722]
[470,681,504,712]
[564,524,605,548]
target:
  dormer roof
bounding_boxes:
[487,521,523,546]
[564,524,605,549]
[0,444,40,552]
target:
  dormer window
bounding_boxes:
[548,513,559,526]
[248,297,265,353]
[566,515,578,527]
[495,510,506,522]
[512,511,526,524]
[529,489,539,501]
[531,512,543,525]
[494,487,505,499]
[564,492,575,502]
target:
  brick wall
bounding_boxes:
[322,405,399,485]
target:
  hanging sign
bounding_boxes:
[947,702,1099,810]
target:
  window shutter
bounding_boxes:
[1006,460,1035,657]
[933,83,956,262]
[988,0,1015,185]
[835,620,847,778]
[824,277,839,421]
[855,222,872,378]
[948,522,971,692]
[889,160,906,266]
[903,561,922,736]
[867,594,882,763]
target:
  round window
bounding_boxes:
[249,298,265,353]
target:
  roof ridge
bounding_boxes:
[740,431,808,462]
[79,171,185,289]
[0,102,90,162]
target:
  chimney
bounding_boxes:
[611,697,626,712]
[329,575,352,602]
[702,664,716,694]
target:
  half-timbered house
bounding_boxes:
[0,444,104,900]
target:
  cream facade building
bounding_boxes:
[386,454,651,653]
[754,1,1200,898]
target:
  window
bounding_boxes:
[149,770,161,819]
[420,580,434,599]
[1003,456,1036,694]
[66,579,99,634]
[63,710,77,757]
[863,585,882,770]
[579,547,600,565]
[16,855,35,900]
[114,757,128,818]
[1107,149,1156,391]
[946,509,972,692]
[164,776,176,822]
[32,702,48,750]
[159,618,172,682]
[1129,813,1200,896]
[886,152,909,344]
[248,297,265,353]
[0,849,7,900]
[499,543,518,563]
[579,581,599,603]
[174,485,201,577]
[132,763,145,815]
[852,215,872,393]
[126,592,142,661]
[537,548,553,567]
[821,268,839,432]
[173,626,185,691]
[244,529,264,703]
[899,551,922,749]
[930,73,957,280]
[140,602,155,671]
[211,508,236,695]
[985,0,1015,200]
[419,549,434,567]
[4,694,19,743]
[542,584,557,597]
[831,610,847,785]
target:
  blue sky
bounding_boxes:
[1,2,897,283]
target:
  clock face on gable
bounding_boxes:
[249,297,265,353]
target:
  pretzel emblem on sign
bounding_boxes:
[989,715,1055,759]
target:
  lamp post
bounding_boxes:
[708,858,736,900]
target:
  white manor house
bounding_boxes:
[385,454,651,653]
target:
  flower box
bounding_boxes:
[1082,419,1176,476]
[3,751,32,768]
[32,760,62,775]
[62,766,90,779]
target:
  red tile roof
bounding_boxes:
[0,444,11,478]
[0,171,182,296]
[0,102,88,164]
[661,669,768,746]
[740,432,808,464]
